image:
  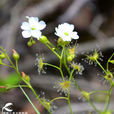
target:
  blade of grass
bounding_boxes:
[19,86,40,114]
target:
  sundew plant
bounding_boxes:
[0,16,114,114]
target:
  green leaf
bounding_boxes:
[5,73,21,85]
[0,73,21,92]
[109,60,114,64]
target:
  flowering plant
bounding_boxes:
[0,16,114,114]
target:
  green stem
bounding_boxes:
[69,69,75,81]
[90,90,108,95]
[88,100,101,113]
[7,85,29,89]
[46,44,60,59]
[19,86,40,114]
[44,63,60,70]
[96,59,107,74]
[2,63,14,68]
[104,85,113,112]
[11,57,52,113]
[16,60,19,72]
[59,69,65,81]
[72,77,82,91]
[72,77,100,112]
[67,89,73,114]
[63,47,70,75]
[106,53,114,71]
[49,97,68,103]
[0,47,16,68]
[48,41,60,55]
[59,47,65,80]
[28,85,51,113]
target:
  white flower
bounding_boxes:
[55,23,79,41]
[21,16,46,40]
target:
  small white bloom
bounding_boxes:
[55,23,79,41]
[21,16,46,40]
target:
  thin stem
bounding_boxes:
[63,47,70,75]
[2,63,14,68]
[21,78,51,113]
[12,58,51,113]
[96,59,107,74]
[46,44,60,59]
[67,89,73,114]
[7,85,29,89]
[72,77,100,113]
[59,69,65,80]
[90,90,108,95]
[16,60,19,72]
[49,97,68,103]
[106,53,114,71]
[72,77,82,91]
[59,46,65,80]
[44,63,60,70]
[104,85,113,112]
[0,47,15,68]
[88,100,101,113]
[19,86,40,114]
[69,69,75,81]
[48,41,60,55]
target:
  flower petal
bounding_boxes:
[71,32,79,39]
[62,36,71,41]
[28,17,39,26]
[22,30,31,38]
[21,22,30,30]
[37,21,46,30]
[31,30,41,39]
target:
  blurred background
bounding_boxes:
[0,0,114,114]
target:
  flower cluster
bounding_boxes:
[21,17,79,43]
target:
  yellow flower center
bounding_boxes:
[31,27,36,30]
[60,81,70,89]
[64,32,69,36]
[88,51,99,61]
[72,64,81,72]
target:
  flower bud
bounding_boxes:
[39,36,49,44]
[67,55,74,62]
[27,41,32,47]
[12,49,20,61]
[67,46,75,62]
[0,53,5,59]
[32,40,36,44]
[21,72,30,82]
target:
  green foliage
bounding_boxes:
[0,73,21,92]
